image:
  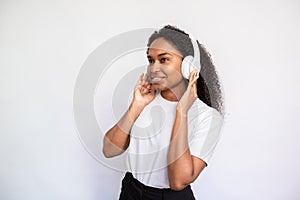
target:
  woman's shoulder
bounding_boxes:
[188,98,223,124]
[187,99,224,140]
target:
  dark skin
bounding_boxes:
[103,38,207,191]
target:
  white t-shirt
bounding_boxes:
[126,91,223,188]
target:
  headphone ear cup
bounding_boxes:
[181,55,194,79]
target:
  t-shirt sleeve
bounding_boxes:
[189,109,224,166]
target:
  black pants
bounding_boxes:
[119,172,196,200]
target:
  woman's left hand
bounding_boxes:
[177,70,199,115]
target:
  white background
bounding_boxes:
[1,0,300,199]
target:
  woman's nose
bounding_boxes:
[149,62,161,73]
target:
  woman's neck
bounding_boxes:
[161,79,187,102]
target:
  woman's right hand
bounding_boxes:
[132,73,156,109]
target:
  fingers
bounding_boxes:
[188,70,198,96]
[146,84,155,96]
[189,70,199,86]
[141,73,151,87]
[192,80,197,96]
[135,73,144,90]
[135,73,148,86]
[135,73,153,94]
[141,73,146,86]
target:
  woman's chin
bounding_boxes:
[151,84,168,91]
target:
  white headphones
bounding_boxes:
[181,34,201,79]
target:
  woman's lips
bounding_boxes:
[150,76,165,84]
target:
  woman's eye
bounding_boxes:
[148,59,154,64]
[160,58,169,63]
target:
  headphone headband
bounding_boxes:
[185,31,201,73]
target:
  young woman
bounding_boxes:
[103,25,224,200]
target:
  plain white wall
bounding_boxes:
[1,0,300,199]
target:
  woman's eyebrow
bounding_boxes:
[158,52,173,57]
[147,52,173,58]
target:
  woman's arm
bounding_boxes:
[102,73,156,158]
[102,101,144,158]
[167,108,207,190]
[167,70,206,191]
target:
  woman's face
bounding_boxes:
[147,37,185,92]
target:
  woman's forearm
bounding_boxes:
[167,108,195,190]
[102,102,144,158]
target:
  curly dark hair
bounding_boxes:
[147,25,224,114]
